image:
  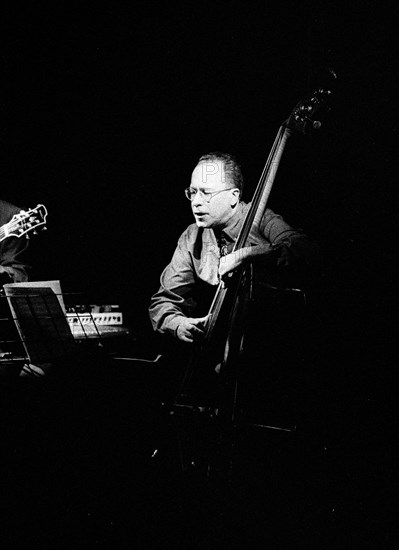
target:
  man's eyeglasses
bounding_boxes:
[184,187,236,203]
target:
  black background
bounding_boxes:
[1,2,397,314]
[1,2,398,547]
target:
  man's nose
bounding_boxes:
[191,190,204,206]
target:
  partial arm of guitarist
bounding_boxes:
[0,200,30,284]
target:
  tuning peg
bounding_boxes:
[318,88,332,97]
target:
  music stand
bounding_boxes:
[3,281,76,373]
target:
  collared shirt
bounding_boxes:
[149,202,316,335]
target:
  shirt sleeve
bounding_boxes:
[149,232,198,335]
[0,235,30,282]
[259,208,319,267]
[247,208,320,290]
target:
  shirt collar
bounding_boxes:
[219,201,248,241]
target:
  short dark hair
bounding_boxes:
[197,151,244,199]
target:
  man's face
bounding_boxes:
[189,160,240,229]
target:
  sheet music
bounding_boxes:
[3,281,75,365]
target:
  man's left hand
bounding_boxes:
[218,249,248,278]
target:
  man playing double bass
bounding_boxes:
[149,151,318,343]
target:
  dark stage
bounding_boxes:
[0,3,398,548]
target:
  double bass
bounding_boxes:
[170,85,334,459]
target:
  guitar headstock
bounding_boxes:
[7,204,48,239]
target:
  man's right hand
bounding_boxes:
[176,316,208,343]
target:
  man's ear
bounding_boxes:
[231,188,240,206]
